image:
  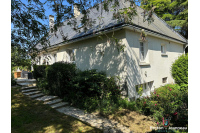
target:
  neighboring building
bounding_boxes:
[34,1,187,100]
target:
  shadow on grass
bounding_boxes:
[11,87,102,133]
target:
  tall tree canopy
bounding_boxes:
[141,0,188,39]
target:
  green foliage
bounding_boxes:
[11,46,31,71]
[141,0,188,38]
[113,84,188,128]
[37,62,122,114]
[171,54,188,85]
[46,62,77,98]
[136,85,143,96]
[143,84,188,127]
[33,65,49,80]
[11,73,16,86]
[36,78,49,94]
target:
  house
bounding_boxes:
[34,1,187,100]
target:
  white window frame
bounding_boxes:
[54,54,57,63]
[139,41,149,65]
[140,42,145,61]
[161,43,167,55]
[66,49,75,62]
[38,56,41,65]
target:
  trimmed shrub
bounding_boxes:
[66,69,122,113]
[46,62,77,97]
[33,65,49,80]
[44,63,122,113]
[171,54,188,85]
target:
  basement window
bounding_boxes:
[162,77,168,84]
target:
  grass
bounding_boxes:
[11,86,102,133]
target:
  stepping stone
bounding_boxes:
[29,93,44,99]
[23,91,41,96]
[22,88,38,93]
[50,102,68,109]
[35,95,58,102]
[44,99,62,105]
[18,82,36,87]
[21,86,37,90]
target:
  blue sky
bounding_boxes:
[18,0,140,28]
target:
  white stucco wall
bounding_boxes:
[61,30,128,88]
[35,28,184,100]
[36,30,128,90]
[125,29,184,99]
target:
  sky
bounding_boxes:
[18,0,140,28]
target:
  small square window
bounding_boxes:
[162,77,168,84]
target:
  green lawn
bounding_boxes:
[11,86,102,133]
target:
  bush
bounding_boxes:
[43,63,122,114]
[137,84,188,127]
[66,69,122,114]
[171,54,188,85]
[33,65,49,80]
[11,73,16,86]
[46,62,77,98]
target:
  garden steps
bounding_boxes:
[23,91,41,96]
[19,81,133,133]
[50,102,69,109]
[44,99,63,105]
[29,93,45,99]
[22,88,38,93]
[16,79,36,87]
[17,82,36,87]
[35,96,58,102]
[21,86,37,90]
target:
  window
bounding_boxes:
[161,44,166,54]
[38,56,41,65]
[148,81,153,90]
[162,77,168,84]
[54,54,57,63]
[139,41,149,64]
[135,81,154,97]
[140,42,145,61]
[67,49,75,62]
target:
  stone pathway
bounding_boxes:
[20,85,133,133]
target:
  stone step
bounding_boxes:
[22,88,38,93]
[17,82,36,87]
[23,91,41,96]
[29,93,44,99]
[21,86,37,90]
[44,99,63,105]
[16,79,36,83]
[35,96,58,102]
[50,102,68,109]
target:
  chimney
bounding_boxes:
[49,15,54,32]
[73,3,80,18]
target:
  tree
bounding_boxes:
[11,46,31,71]
[141,0,188,39]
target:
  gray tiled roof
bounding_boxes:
[36,1,187,49]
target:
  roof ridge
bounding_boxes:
[152,13,187,42]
